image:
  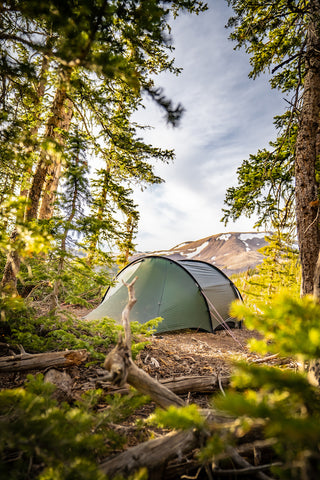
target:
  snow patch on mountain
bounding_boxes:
[132,232,271,275]
[185,241,209,258]
[218,234,231,242]
[239,233,266,241]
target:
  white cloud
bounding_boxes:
[132,1,284,252]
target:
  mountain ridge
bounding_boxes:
[133,232,271,276]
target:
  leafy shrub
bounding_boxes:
[0,374,148,480]
[211,294,320,479]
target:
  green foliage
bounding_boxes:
[2,306,121,360]
[16,251,111,306]
[222,112,297,229]
[0,292,31,323]
[222,1,311,231]
[1,294,160,362]
[0,0,209,303]
[232,231,301,309]
[150,404,206,430]
[212,293,320,478]
[227,0,306,92]
[0,374,148,480]
[0,199,53,258]
[130,318,161,336]
[231,293,320,360]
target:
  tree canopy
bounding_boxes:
[0,0,207,296]
[223,0,320,295]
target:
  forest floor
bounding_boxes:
[0,308,296,477]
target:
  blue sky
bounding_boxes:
[133,1,284,252]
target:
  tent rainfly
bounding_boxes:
[85,256,242,333]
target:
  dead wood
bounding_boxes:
[251,354,279,364]
[98,374,230,396]
[100,281,278,479]
[127,361,185,407]
[0,349,88,372]
[212,462,282,476]
[219,448,277,480]
[161,374,229,394]
[100,430,280,480]
[100,428,205,478]
[102,277,185,408]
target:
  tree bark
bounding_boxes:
[99,428,205,478]
[1,75,73,291]
[0,230,21,292]
[38,97,73,220]
[26,73,72,221]
[0,348,88,372]
[100,374,230,396]
[313,251,320,299]
[295,1,320,295]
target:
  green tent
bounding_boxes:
[85,256,242,333]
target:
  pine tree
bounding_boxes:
[224,0,320,295]
[50,131,91,309]
[237,230,300,309]
[0,0,208,296]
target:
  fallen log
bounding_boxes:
[99,280,277,480]
[0,349,88,372]
[98,374,230,396]
[100,428,205,478]
[100,428,279,480]
[161,374,230,394]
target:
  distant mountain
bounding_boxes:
[133,232,271,276]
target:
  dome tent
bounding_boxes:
[85,256,242,333]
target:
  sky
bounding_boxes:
[132,0,285,252]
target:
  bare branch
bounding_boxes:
[122,276,137,350]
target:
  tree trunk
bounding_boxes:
[51,167,78,309]
[20,46,51,199]
[295,2,320,295]
[26,74,72,221]
[0,230,21,293]
[1,76,73,291]
[313,251,320,299]
[38,97,73,219]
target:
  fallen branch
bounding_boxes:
[97,374,230,396]
[102,277,185,408]
[221,447,277,480]
[0,349,88,372]
[213,462,282,476]
[251,354,279,364]
[161,374,229,394]
[100,428,205,478]
[100,281,278,479]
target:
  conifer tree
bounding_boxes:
[0,0,208,296]
[224,0,320,296]
[50,131,91,308]
[236,229,300,309]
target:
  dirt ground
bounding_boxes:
[135,328,263,379]
[0,326,280,394]
[1,322,295,477]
